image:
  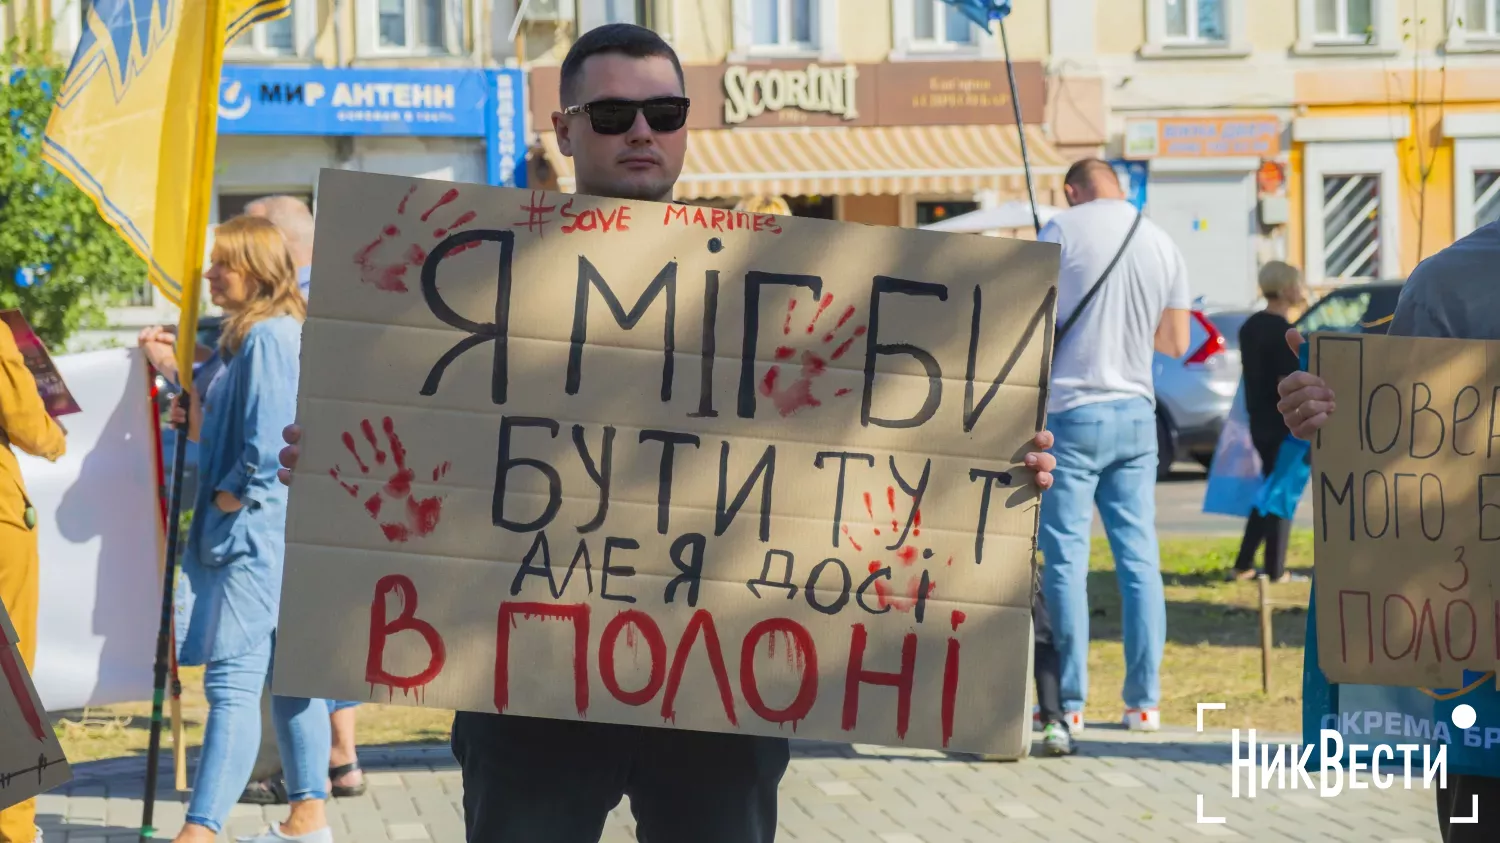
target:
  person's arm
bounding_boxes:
[138,326,213,384]
[1154,309,1191,357]
[216,329,299,512]
[1154,239,1193,357]
[0,323,66,460]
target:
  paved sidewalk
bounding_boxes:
[38,725,1444,842]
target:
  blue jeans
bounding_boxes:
[186,635,331,833]
[1038,396,1165,713]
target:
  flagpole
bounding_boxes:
[997,16,1041,236]
[141,0,228,838]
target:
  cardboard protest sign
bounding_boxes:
[0,310,81,417]
[273,170,1059,756]
[1311,332,1500,689]
[0,600,70,810]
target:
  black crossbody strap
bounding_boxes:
[1054,210,1145,346]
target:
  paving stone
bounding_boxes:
[387,822,431,840]
[42,732,1443,843]
[814,780,862,797]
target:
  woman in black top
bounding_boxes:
[1232,261,1307,582]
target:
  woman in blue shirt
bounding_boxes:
[169,216,335,843]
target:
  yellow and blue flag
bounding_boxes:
[42,0,290,389]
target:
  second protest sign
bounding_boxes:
[274,170,1060,757]
[1311,332,1500,689]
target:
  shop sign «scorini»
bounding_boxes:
[722,63,860,125]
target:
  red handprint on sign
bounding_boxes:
[842,486,944,613]
[352,185,479,293]
[759,294,867,417]
[330,417,452,543]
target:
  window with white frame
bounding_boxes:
[230,11,297,55]
[1314,0,1375,43]
[912,0,977,47]
[1454,136,1500,235]
[1460,0,1500,36]
[1321,173,1382,279]
[1163,0,1226,43]
[1476,169,1500,228]
[1303,141,1400,285]
[360,0,459,55]
[579,0,648,30]
[752,0,819,50]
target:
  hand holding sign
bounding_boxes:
[1309,332,1500,689]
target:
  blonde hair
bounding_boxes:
[213,215,307,356]
[734,195,791,215]
[1258,260,1304,301]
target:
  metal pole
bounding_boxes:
[1259,576,1273,695]
[998,17,1041,235]
[141,394,189,843]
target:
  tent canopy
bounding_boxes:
[919,201,1064,233]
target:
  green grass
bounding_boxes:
[1080,530,1313,734]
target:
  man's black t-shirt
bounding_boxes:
[1239,310,1298,449]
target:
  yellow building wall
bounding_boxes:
[1293,64,1500,280]
[838,0,891,62]
[670,0,733,63]
[996,0,1049,61]
[1248,0,1298,50]
[1096,0,1144,55]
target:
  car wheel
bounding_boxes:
[1156,412,1174,481]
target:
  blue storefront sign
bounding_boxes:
[1110,158,1149,211]
[217,65,526,187]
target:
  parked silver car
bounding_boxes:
[1153,307,1250,480]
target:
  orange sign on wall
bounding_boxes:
[1124,116,1281,160]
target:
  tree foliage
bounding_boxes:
[0,30,147,349]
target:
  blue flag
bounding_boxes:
[937,0,1012,30]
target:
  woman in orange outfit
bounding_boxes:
[0,317,66,843]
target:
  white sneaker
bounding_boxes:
[1064,710,1085,733]
[1124,708,1160,731]
[234,825,334,843]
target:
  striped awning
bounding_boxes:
[538,124,1069,201]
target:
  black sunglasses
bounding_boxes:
[562,97,691,135]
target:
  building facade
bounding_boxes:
[20,0,527,346]
[520,0,1083,232]
[1052,0,1500,306]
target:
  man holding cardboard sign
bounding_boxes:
[275,24,1059,843]
[1278,219,1500,842]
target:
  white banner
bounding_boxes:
[18,348,161,710]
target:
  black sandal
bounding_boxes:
[238,777,288,805]
[330,761,366,798]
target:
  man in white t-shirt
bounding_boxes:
[1037,159,1192,733]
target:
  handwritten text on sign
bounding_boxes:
[273,170,1059,757]
[1313,333,1500,690]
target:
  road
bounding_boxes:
[1110,463,1315,537]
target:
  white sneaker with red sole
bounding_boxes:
[1123,708,1160,731]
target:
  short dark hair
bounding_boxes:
[559,24,685,107]
[1063,158,1119,192]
